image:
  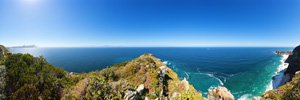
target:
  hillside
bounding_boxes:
[62,53,204,99]
[0,45,236,100]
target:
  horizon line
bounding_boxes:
[20,46,295,48]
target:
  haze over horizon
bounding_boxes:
[1,0,300,47]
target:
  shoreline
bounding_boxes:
[269,54,289,91]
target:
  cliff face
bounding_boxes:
[260,45,300,100]
[285,45,300,79]
[261,71,300,99]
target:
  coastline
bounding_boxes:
[269,54,290,91]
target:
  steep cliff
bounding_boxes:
[260,45,300,99]
[261,71,300,99]
[285,45,300,79]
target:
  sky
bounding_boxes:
[0,0,300,47]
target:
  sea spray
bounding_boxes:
[270,55,289,90]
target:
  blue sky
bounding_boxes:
[0,0,300,47]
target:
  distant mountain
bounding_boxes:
[6,45,37,49]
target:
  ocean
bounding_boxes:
[8,47,293,99]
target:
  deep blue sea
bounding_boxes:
[9,47,293,99]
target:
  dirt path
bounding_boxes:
[73,78,89,97]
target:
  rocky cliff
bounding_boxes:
[208,86,234,100]
[284,45,300,80]
[261,71,300,99]
[260,45,300,100]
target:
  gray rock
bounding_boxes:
[208,86,234,100]
[124,90,138,100]
[171,92,177,99]
[136,84,145,94]
[152,63,156,69]
[285,45,300,81]
[159,66,167,83]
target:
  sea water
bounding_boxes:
[9,47,293,99]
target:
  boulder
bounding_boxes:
[124,90,138,100]
[136,84,145,94]
[208,86,234,100]
[159,66,167,83]
[182,78,189,90]
[252,96,260,100]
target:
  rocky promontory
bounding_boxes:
[275,50,293,55]
[284,46,300,80]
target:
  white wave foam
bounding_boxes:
[184,71,190,79]
[196,69,224,85]
[278,55,289,71]
[207,73,224,85]
[269,55,290,91]
[238,94,252,100]
[162,61,168,65]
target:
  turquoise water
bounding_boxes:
[9,47,293,99]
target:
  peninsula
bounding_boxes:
[6,45,37,49]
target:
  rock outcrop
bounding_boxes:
[182,78,189,91]
[284,45,300,80]
[124,90,138,100]
[275,50,293,55]
[136,84,145,95]
[261,71,300,99]
[159,66,167,83]
[208,86,234,100]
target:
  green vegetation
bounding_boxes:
[0,45,9,64]
[4,53,77,100]
[261,45,300,100]
[262,72,300,100]
[0,45,204,99]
